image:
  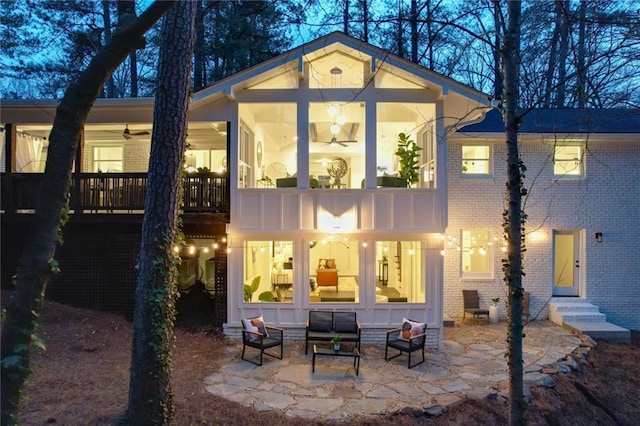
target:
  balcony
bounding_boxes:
[0,172,229,221]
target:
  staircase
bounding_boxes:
[549,298,630,343]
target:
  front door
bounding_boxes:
[552,229,581,296]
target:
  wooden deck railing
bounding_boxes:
[0,172,229,215]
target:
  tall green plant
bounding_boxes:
[395,132,423,187]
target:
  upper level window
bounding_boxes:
[308,52,364,89]
[375,103,436,188]
[309,102,364,189]
[93,146,122,172]
[462,145,490,175]
[553,145,583,177]
[239,103,297,188]
[461,229,492,278]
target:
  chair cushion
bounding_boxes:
[243,316,269,341]
[309,320,332,333]
[398,318,425,341]
[334,321,357,334]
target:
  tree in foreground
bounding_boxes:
[123,1,196,424]
[0,2,172,424]
[500,1,526,424]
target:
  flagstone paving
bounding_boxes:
[204,321,587,421]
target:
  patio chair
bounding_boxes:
[384,319,427,369]
[462,290,489,323]
[241,316,283,366]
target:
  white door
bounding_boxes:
[552,230,581,296]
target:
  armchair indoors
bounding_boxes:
[316,258,338,291]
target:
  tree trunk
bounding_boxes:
[0,3,172,424]
[543,1,562,108]
[194,0,205,90]
[361,0,368,42]
[492,0,503,101]
[130,50,138,97]
[556,0,570,107]
[410,0,418,63]
[576,0,587,108]
[502,1,525,425]
[343,0,350,35]
[102,0,114,98]
[124,1,196,424]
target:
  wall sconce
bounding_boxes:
[595,232,603,243]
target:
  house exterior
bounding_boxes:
[2,32,638,347]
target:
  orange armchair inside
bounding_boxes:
[316,258,338,291]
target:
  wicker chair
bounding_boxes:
[462,290,489,323]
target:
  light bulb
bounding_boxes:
[330,123,340,135]
[336,115,346,125]
[327,104,337,116]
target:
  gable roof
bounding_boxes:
[459,108,640,134]
[190,31,491,125]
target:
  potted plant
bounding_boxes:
[395,132,423,187]
[490,297,500,323]
[331,335,342,351]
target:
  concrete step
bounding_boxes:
[549,300,607,325]
[550,302,601,314]
[555,312,607,323]
[564,321,631,344]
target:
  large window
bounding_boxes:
[309,102,364,189]
[375,103,435,188]
[553,145,583,177]
[462,145,490,175]
[93,146,122,172]
[309,238,359,303]
[239,103,296,188]
[461,229,492,278]
[375,241,425,303]
[243,241,293,303]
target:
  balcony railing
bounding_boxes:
[1,172,229,216]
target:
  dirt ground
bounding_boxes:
[2,289,639,425]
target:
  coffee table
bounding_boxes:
[312,345,360,375]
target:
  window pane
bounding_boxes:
[310,238,359,303]
[177,238,219,295]
[462,146,490,174]
[309,102,364,188]
[244,241,293,303]
[554,146,582,176]
[375,103,435,188]
[461,229,491,276]
[93,146,123,172]
[239,103,296,188]
[375,241,425,303]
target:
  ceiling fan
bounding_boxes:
[310,123,359,147]
[122,124,150,140]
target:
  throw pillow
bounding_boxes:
[334,321,357,334]
[309,320,332,333]
[326,258,336,269]
[398,318,425,341]
[318,259,327,269]
[243,316,269,342]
